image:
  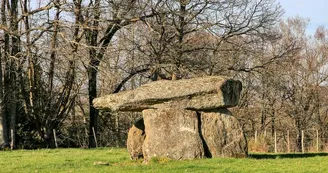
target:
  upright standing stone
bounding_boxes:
[200,109,247,158]
[127,118,146,160]
[142,109,205,161]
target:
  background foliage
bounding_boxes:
[0,0,327,153]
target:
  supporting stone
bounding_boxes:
[127,118,145,160]
[200,109,248,158]
[142,109,205,162]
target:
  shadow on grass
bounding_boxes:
[249,153,328,159]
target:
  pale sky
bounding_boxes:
[30,0,327,35]
[278,0,328,35]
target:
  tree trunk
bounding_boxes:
[270,103,275,137]
[87,0,100,148]
[0,0,9,145]
[115,113,120,147]
[0,47,5,145]
[86,0,121,148]
[88,65,99,148]
[7,0,19,149]
[295,119,302,152]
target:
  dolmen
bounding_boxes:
[93,76,247,162]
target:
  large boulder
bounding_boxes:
[93,76,242,112]
[142,108,205,161]
[200,109,247,158]
[127,118,146,160]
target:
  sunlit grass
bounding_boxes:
[0,148,327,173]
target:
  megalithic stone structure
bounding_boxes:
[93,76,242,111]
[93,76,247,162]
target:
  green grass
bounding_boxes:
[0,148,328,173]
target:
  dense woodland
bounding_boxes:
[0,0,328,152]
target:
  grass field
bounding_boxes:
[0,148,328,173]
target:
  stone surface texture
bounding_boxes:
[93,76,242,112]
[142,109,205,161]
[201,109,248,158]
[127,118,146,160]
